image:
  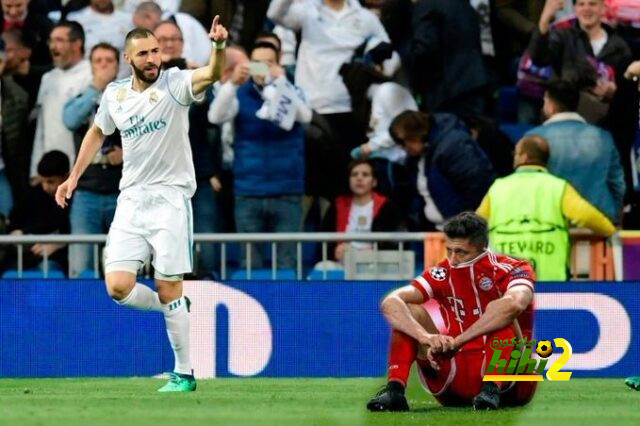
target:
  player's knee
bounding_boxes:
[105,272,136,301]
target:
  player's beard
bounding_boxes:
[131,62,160,84]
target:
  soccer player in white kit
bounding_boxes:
[55,16,229,392]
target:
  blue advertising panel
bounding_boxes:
[0,280,638,378]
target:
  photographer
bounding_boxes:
[208,41,311,269]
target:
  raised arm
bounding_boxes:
[55,124,106,208]
[267,0,306,31]
[191,15,228,96]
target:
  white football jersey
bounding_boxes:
[94,67,202,197]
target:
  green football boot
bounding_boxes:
[625,376,640,391]
[157,372,197,392]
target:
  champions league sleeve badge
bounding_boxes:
[429,267,447,281]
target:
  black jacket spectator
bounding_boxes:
[1,75,30,208]
[0,2,53,67]
[410,0,490,116]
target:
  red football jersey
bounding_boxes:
[412,251,535,352]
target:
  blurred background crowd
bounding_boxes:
[0,0,638,279]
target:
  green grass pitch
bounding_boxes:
[1,373,638,426]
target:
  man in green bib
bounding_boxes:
[477,135,615,281]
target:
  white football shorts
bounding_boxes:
[104,185,193,276]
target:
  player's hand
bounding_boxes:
[106,146,123,166]
[55,177,78,208]
[624,61,640,82]
[231,63,250,85]
[209,15,228,43]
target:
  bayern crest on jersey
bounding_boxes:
[430,267,447,281]
[479,276,494,291]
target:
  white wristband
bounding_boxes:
[212,40,226,50]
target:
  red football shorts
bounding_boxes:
[416,350,537,407]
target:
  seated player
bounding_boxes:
[367,211,537,411]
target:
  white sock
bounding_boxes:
[116,283,163,311]
[162,297,192,375]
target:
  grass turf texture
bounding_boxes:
[0,375,638,426]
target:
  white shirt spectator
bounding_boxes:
[273,25,297,67]
[268,0,400,114]
[30,60,93,177]
[367,82,417,163]
[172,12,212,67]
[67,6,134,77]
[118,0,181,15]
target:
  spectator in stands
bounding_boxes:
[529,0,636,197]
[349,81,416,204]
[254,31,296,82]
[154,19,196,69]
[268,0,400,195]
[0,36,29,219]
[409,0,490,117]
[0,0,52,67]
[493,0,545,82]
[154,18,225,278]
[119,0,179,15]
[318,159,403,268]
[133,1,211,67]
[525,79,625,223]
[30,21,92,181]
[180,0,269,53]
[2,28,49,109]
[208,41,311,269]
[67,0,133,77]
[62,42,121,278]
[477,135,615,281]
[2,150,71,274]
[390,110,496,230]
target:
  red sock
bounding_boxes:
[387,330,417,387]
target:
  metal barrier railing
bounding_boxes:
[0,232,425,280]
[0,230,616,280]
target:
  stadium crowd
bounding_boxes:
[0,0,638,279]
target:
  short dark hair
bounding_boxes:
[348,158,377,180]
[37,151,70,177]
[250,41,279,58]
[544,79,580,112]
[52,21,85,54]
[390,110,432,145]
[443,212,489,250]
[255,31,282,52]
[90,42,120,64]
[125,28,156,50]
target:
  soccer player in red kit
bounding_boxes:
[367,212,537,411]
